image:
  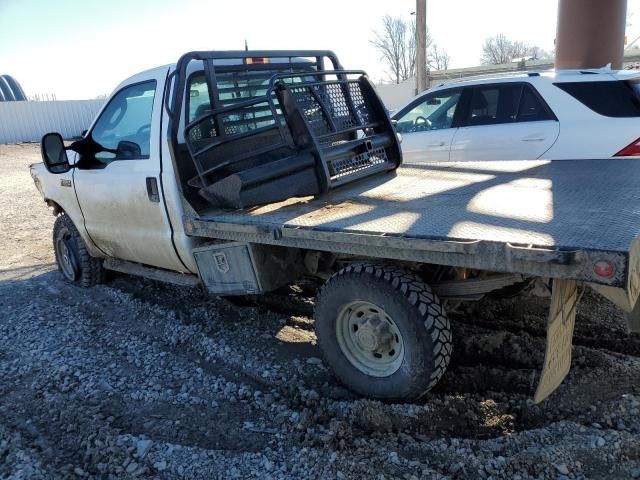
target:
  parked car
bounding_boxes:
[392,69,640,162]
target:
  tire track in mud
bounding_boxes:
[6,266,635,454]
[209,281,640,437]
[99,275,639,443]
[1,273,276,465]
[102,276,534,440]
[46,277,640,476]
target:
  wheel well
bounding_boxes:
[45,199,63,216]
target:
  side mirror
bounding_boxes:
[426,98,441,105]
[41,132,71,174]
[116,140,141,159]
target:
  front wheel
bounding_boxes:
[53,214,104,287]
[314,264,452,401]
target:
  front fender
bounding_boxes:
[28,162,104,259]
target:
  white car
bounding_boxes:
[392,69,640,162]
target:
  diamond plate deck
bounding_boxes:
[196,159,640,253]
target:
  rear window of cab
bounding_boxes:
[555,80,640,117]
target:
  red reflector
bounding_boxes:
[614,136,640,156]
[593,260,615,279]
[246,57,269,65]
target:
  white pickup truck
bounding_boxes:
[31,50,640,403]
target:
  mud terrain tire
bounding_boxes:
[315,264,452,401]
[53,214,104,287]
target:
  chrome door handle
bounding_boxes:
[521,137,545,142]
[428,141,446,147]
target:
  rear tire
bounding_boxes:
[314,264,452,401]
[53,214,104,287]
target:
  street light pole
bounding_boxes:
[415,0,428,95]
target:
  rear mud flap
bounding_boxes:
[534,279,578,403]
[624,300,640,333]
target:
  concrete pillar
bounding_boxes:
[555,0,627,70]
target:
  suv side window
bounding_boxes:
[394,89,462,133]
[464,83,553,126]
[91,80,156,162]
[518,86,551,121]
[555,80,640,117]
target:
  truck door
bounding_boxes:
[73,70,186,272]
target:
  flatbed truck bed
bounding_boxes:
[185,158,640,297]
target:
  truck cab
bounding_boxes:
[34,64,193,274]
[32,51,399,278]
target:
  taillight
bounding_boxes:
[593,260,616,279]
[614,137,640,156]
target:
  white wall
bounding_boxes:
[375,79,416,113]
[0,100,105,144]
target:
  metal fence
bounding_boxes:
[0,100,105,144]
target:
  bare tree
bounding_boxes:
[429,43,451,71]
[371,15,453,80]
[481,34,525,64]
[371,15,431,83]
[480,34,550,65]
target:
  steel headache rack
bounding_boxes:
[165,50,402,209]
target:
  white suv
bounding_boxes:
[392,69,640,162]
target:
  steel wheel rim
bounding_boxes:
[336,300,404,377]
[55,229,77,281]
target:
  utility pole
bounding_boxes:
[415,0,428,95]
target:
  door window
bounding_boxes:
[518,86,551,121]
[91,81,157,162]
[395,90,461,133]
[464,84,554,126]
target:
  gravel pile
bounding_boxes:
[1,144,639,479]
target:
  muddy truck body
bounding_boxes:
[31,50,640,403]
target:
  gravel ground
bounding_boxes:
[1,143,640,480]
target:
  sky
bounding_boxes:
[1,0,640,100]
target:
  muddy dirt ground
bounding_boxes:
[1,143,639,479]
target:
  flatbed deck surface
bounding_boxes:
[196,159,640,253]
